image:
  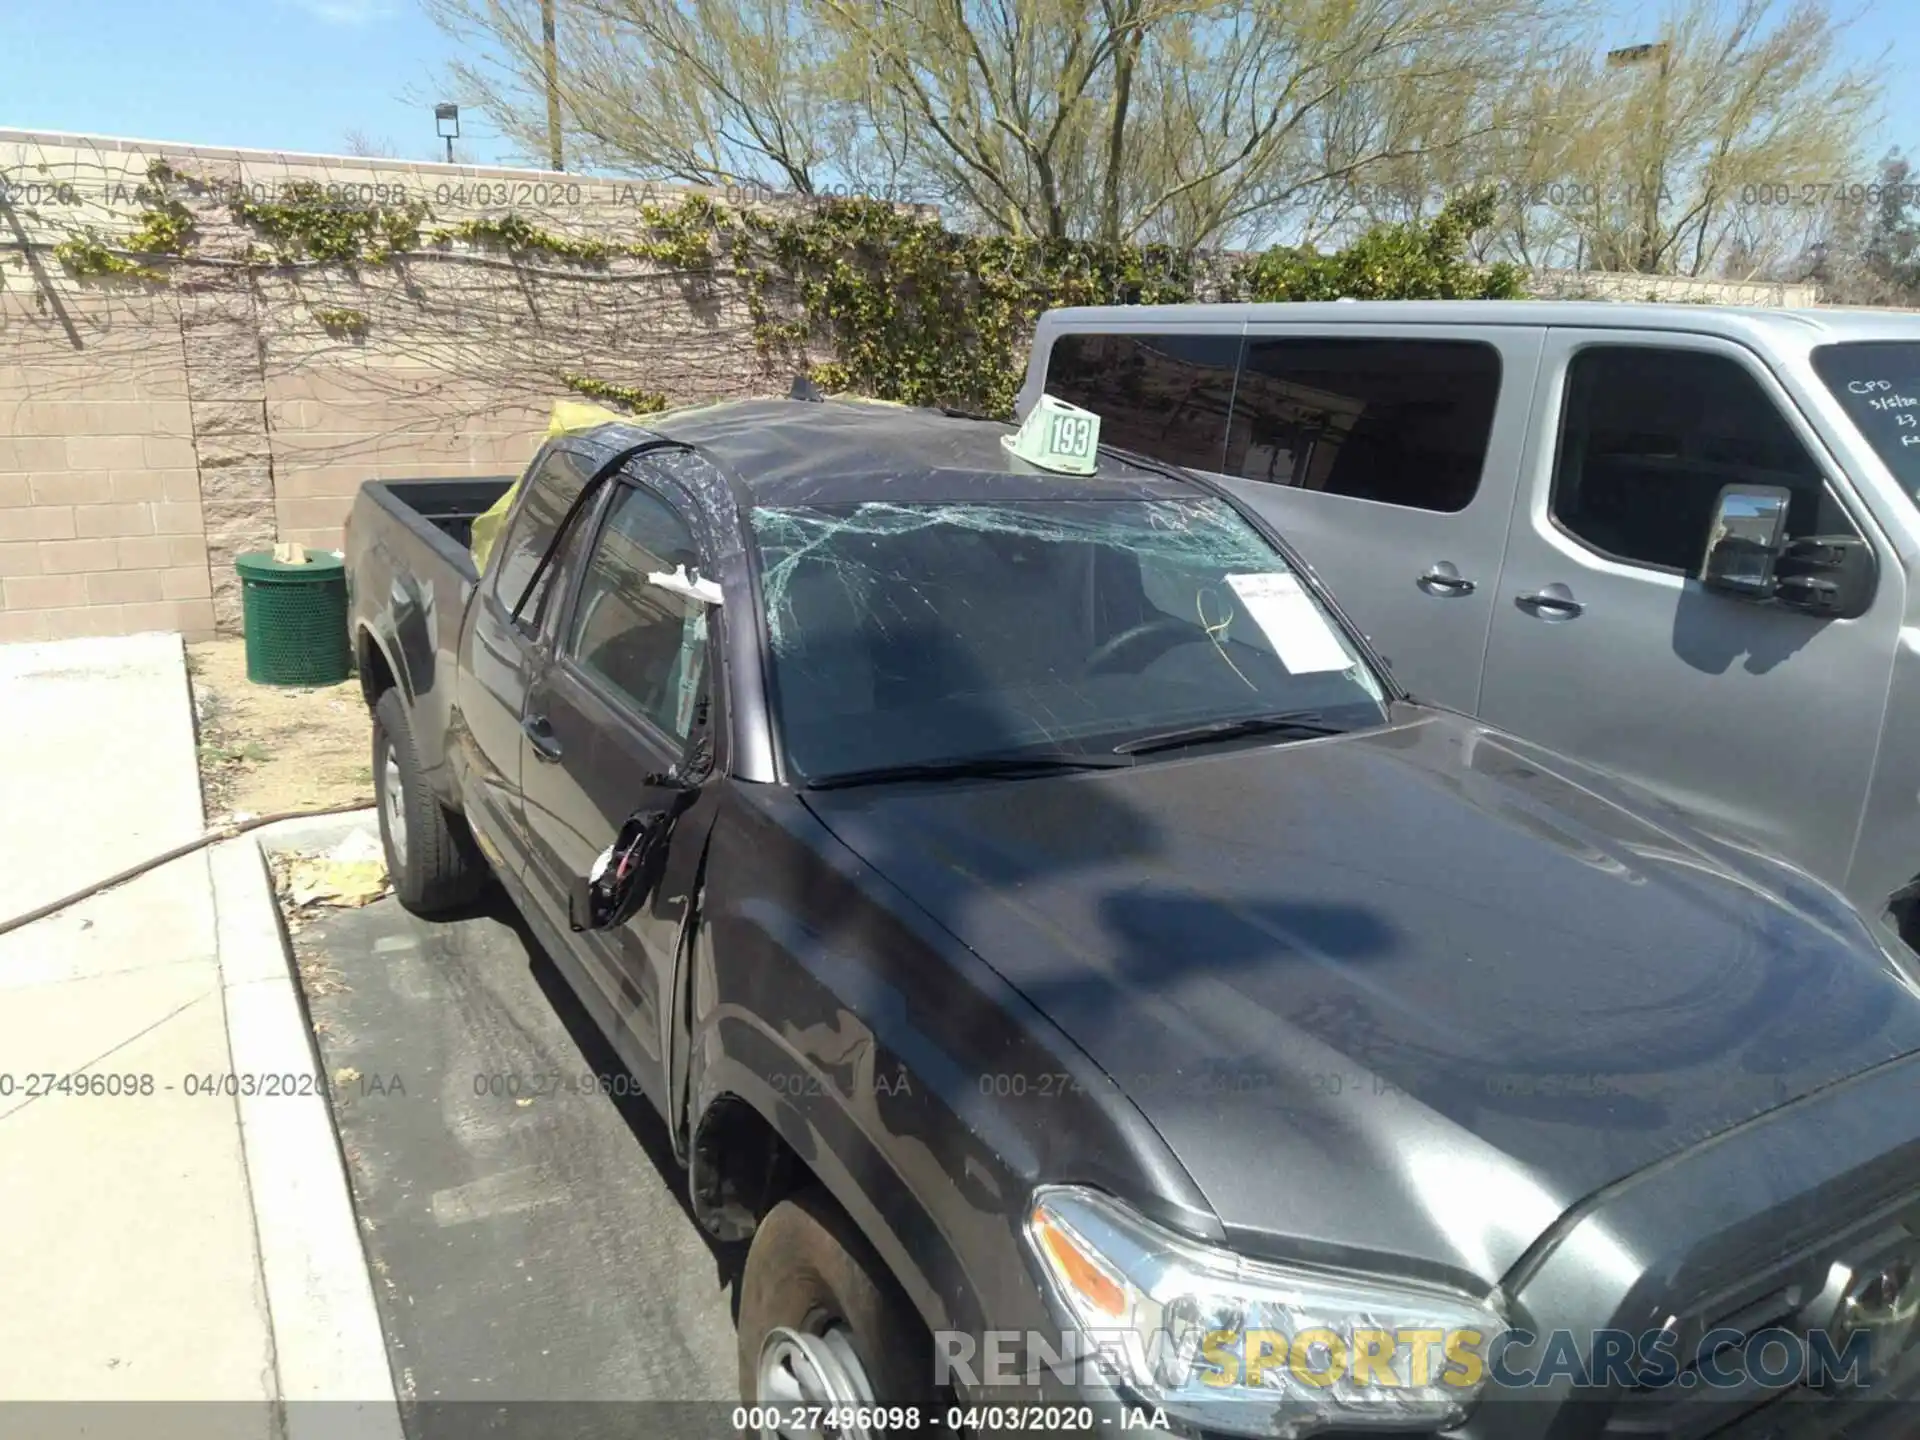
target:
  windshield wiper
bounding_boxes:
[805,751,1134,790]
[1113,711,1348,756]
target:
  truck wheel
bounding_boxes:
[738,1188,941,1437]
[372,688,486,916]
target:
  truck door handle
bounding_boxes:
[523,714,564,762]
[1515,586,1585,621]
[1417,562,1476,597]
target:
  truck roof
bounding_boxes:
[568,397,1201,506]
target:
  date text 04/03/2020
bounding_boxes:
[728,1405,1170,1432]
[0,1072,405,1099]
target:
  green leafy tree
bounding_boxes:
[427,0,1569,246]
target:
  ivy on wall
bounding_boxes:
[48,161,1518,417]
[311,306,370,338]
[724,189,1519,415]
[562,373,669,412]
[232,182,425,263]
[50,161,198,281]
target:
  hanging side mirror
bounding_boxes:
[568,777,699,932]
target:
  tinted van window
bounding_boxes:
[1226,338,1500,512]
[1043,332,1238,471]
[1811,341,1920,501]
[1552,346,1849,572]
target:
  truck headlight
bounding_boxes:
[1027,1186,1506,1438]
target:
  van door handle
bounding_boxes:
[1516,585,1585,620]
[1417,562,1476,597]
[523,714,564,762]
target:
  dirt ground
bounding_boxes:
[186,637,375,825]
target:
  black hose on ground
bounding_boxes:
[0,799,377,941]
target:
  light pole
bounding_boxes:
[434,103,460,166]
[542,0,564,171]
[1606,40,1672,273]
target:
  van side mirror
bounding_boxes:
[1699,484,1790,599]
[1698,484,1875,621]
[1773,535,1875,620]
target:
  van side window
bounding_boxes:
[1043,333,1238,471]
[1551,347,1853,572]
[1226,338,1501,513]
[492,444,591,624]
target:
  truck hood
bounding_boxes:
[803,711,1920,1288]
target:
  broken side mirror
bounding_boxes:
[568,774,700,932]
[1699,484,1791,600]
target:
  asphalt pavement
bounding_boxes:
[291,888,742,1440]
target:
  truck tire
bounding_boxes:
[737,1188,943,1436]
[372,688,487,916]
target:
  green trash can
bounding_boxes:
[235,549,351,686]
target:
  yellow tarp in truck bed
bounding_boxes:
[470,399,631,573]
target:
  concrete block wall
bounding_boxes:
[0,289,214,642]
[0,127,775,639]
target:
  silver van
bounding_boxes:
[1019,301,1920,933]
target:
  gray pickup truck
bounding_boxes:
[345,396,1920,1439]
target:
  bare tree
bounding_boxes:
[1500,0,1879,276]
[423,0,855,193]
[425,0,1879,259]
[1785,149,1920,305]
[427,0,1571,242]
[342,129,400,159]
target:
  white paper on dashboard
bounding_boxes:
[1225,572,1353,674]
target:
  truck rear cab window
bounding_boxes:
[1551,347,1850,571]
[568,484,709,741]
[1042,332,1238,471]
[1225,338,1501,513]
[493,445,592,622]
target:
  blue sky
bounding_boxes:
[1,0,1912,172]
[0,0,517,164]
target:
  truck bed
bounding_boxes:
[346,474,518,752]
[371,476,518,555]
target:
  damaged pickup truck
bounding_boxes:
[345,395,1920,1439]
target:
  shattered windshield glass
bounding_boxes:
[748,497,1388,780]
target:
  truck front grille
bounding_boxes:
[1596,1198,1920,1440]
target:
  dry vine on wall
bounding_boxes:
[13,152,1521,432]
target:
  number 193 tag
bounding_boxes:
[1003,394,1101,474]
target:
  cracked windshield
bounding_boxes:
[750,497,1388,779]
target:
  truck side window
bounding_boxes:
[1551,347,1853,572]
[1043,333,1238,471]
[1226,338,1501,512]
[493,445,590,624]
[567,483,709,741]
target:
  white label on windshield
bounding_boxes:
[1225,572,1352,674]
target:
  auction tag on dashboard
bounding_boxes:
[1225,572,1353,674]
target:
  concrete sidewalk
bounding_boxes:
[0,634,399,1438]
